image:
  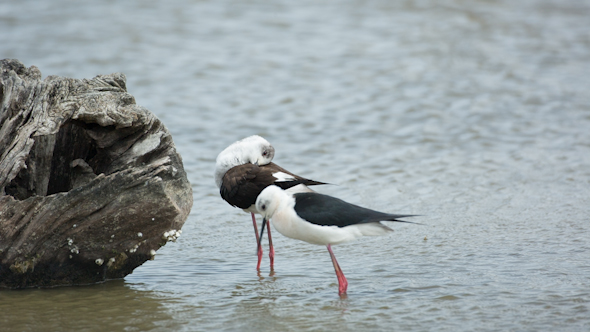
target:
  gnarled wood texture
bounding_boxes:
[0,59,193,288]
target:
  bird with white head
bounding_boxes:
[256,185,417,295]
[214,135,327,270]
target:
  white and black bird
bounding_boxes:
[255,185,416,295]
[214,135,327,270]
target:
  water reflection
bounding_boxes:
[257,270,277,280]
[0,280,180,331]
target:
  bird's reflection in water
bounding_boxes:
[257,270,277,281]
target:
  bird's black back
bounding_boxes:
[293,192,415,227]
[220,163,326,209]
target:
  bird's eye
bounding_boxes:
[261,204,266,210]
[262,151,268,157]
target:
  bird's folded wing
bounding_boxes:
[293,192,415,227]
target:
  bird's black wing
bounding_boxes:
[293,192,416,228]
[220,163,327,209]
[220,164,275,209]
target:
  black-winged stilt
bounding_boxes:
[214,135,326,270]
[255,185,416,295]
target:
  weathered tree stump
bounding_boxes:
[0,59,193,289]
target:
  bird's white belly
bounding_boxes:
[270,209,363,245]
[243,204,258,214]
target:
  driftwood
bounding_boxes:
[0,59,193,288]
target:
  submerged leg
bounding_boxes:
[267,223,275,270]
[327,244,348,295]
[252,213,263,270]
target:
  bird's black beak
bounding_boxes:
[257,217,267,254]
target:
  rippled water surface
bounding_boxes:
[2,0,590,331]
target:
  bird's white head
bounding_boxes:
[255,185,291,220]
[214,135,275,188]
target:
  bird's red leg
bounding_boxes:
[252,213,263,270]
[327,244,348,295]
[267,223,275,270]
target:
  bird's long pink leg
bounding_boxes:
[252,213,263,270]
[267,223,275,270]
[327,244,348,295]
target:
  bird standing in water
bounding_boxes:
[214,135,326,270]
[256,185,416,295]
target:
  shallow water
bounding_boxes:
[1,0,590,331]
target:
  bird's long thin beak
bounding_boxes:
[257,217,266,254]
